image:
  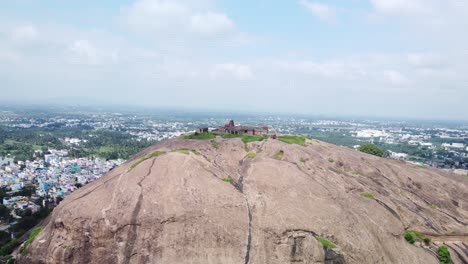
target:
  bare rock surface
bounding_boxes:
[19,137,468,264]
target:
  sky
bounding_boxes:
[1,0,468,120]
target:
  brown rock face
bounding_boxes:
[19,138,468,264]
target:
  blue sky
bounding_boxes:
[1,0,467,119]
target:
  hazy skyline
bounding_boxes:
[1,0,468,120]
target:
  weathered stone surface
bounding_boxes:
[19,137,468,264]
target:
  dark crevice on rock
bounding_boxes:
[284,229,319,237]
[422,247,439,263]
[294,162,331,192]
[375,199,402,221]
[324,247,346,264]
[112,223,142,234]
[244,199,252,264]
[435,210,467,226]
[199,152,252,264]
[123,158,156,264]
[454,242,468,256]
[394,198,439,232]
[446,244,468,264]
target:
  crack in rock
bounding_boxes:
[122,158,156,264]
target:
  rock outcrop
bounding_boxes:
[19,137,468,264]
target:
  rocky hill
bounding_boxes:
[18,136,467,264]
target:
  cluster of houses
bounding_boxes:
[3,195,41,214]
[0,152,123,213]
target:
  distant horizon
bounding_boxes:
[1,99,468,124]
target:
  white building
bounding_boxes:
[388,151,408,160]
[355,129,388,138]
[442,143,466,150]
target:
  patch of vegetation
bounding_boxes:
[211,140,219,149]
[404,231,431,245]
[429,204,438,209]
[437,246,452,264]
[205,157,212,162]
[423,237,431,244]
[173,149,190,154]
[243,143,249,152]
[316,237,336,249]
[404,232,416,244]
[183,132,216,140]
[416,165,427,169]
[246,153,257,159]
[221,134,268,144]
[0,239,19,256]
[21,226,44,255]
[358,144,385,157]
[328,158,334,163]
[172,149,199,155]
[351,171,360,175]
[299,157,305,163]
[274,150,284,160]
[190,149,200,155]
[129,151,165,171]
[222,177,234,183]
[360,192,374,199]
[278,135,306,146]
[3,255,14,264]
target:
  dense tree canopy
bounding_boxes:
[358,144,385,157]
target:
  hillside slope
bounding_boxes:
[19,137,468,264]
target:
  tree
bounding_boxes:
[16,186,36,197]
[0,188,9,203]
[0,205,10,220]
[358,144,385,157]
[0,239,19,256]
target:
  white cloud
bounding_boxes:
[210,63,254,80]
[274,60,367,80]
[123,0,237,38]
[383,70,407,85]
[407,53,443,68]
[8,25,38,43]
[65,39,118,66]
[190,12,235,36]
[370,0,429,16]
[299,0,336,23]
[124,0,190,32]
[369,0,468,26]
[369,1,468,56]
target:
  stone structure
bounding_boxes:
[214,120,269,136]
[196,128,208,133]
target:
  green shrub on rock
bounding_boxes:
[437,246,452,264]
[404,231,431,245]
[404,232,416,244]
[358,144,385,157]
[316,237,336,249]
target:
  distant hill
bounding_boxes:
[18,136,467,263]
